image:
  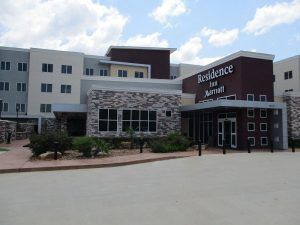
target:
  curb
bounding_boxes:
[0,156,189,174]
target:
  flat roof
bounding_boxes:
[180,99,286,111]
[106,45,177,56]
[176,51,275,81]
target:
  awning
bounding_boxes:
[180,100,286,112]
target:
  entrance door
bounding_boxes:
[218,118,237,148]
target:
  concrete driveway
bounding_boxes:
[0,153,299,225]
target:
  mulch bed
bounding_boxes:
[31,148,153,161]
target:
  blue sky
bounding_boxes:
[0,0,299,64]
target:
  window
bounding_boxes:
[1,61,11,70]
[122,109,157,132]
[0,102,9,112]
[98,109,118,131]
[247,94,254,101]
[284,71,293,80]
[274,123,279,129]
[118,70,127,77]
[170,75,177,80]
[274,109,279,116]
[247,122,255,131]
[61,84,71,93]
[134,71,144,78]
[0,81,9,91]
[261,137,268,146]
[259,95,267,102]
[85,68,94,76]
[247,108,254,118]
[260,109,267,118]
[17,83,26,92]
[41,83,52,93]
[248,137,255,147]
[40,104,51,113]
[61,65,72,74]
[42,63,53,72]
[18,63,27,71]
[260,123,268,131]
[166,110,172,117]
[16,103,26,113]
[100,69,108,76]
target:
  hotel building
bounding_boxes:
[0,46,287,149]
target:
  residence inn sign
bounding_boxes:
[198,65,234,98]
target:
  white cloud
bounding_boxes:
[201,27,239,47]
[171,36,223,65]
[0,0,128,55]
[150,0,188,26]
[124,33,169,47]
[244,0,300,35]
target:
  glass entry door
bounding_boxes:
[218,118,237,148]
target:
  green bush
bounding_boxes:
[93,138,109,156]
[29,132,72,156]
[149,132,190,153]
[72,136,94,158]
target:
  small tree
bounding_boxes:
[126,127,136,149]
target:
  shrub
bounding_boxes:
[29,132,72,156]
[149,132,190,153]
[72,136,94,158]
[93,138,110,156]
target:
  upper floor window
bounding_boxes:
[18,63,28,72]
[0,102,9,112]
[170,75,177,80]
[42,63,53,73]
[40,104,51,113]
[41,83,52,93]
[61,65,72,74]
[134,71,144,78]
[247,94,254,101]
[17,82,26,92]
[0,81,9,91]
[16,103,26,113]
[247,108,254,118]
[284,71,292,80]
[247,122,255,131]
[118,70,127,78]
[285,89,293,93]
[61,84,71,93]
[259,95,267,102]
[260,109,267,118]
[85,68,94,76]
[100,69,108,76]
[1,61,11,70]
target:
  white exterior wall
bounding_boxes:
[27,48,83,117]
[274,56,300,96]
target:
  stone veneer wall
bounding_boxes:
[87,90,181,137]
[0,120,17,142]
[283,95,300,139]
[41,117,67,133]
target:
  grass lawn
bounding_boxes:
[0,147,9,152]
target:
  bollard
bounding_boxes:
[139,138,144,153]
[222,140,226,154]
[53,141,59,160]
[291,139,295,153]
[270,140,274,153]
[247,139,251,153]
[6,131,11,144]
[198,140,201,156]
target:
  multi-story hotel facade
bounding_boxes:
[0,46,287,149]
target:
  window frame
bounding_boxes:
[134,71,144,78]
[259,95,267,102]
[40,104,51,113]
[260,109,267,118]
[247,137,255,147]
[247,94,254,101]
[61,65,72,74]
[260,123,268,132]
[42,63,53,73]
[16,103,26,113]
[0,102,9,112]
[98,108,118,132]
[247,108,254,118]
[85,68,94,76]
[61,84,72,93]
[261,137,268,146]
[118,70,128,78]
[0,61,11,70]
[0,81,10,91]
[99,69,108,76]
[18,62,28,72]
[16,82,26,92]
[41,83,52,93]
[247,122,255,132]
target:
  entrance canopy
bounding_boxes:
[52,104,87,118]
[180,99,286,112]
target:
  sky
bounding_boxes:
[0,0,299,65]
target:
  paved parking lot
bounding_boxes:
[0,152,299,225]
